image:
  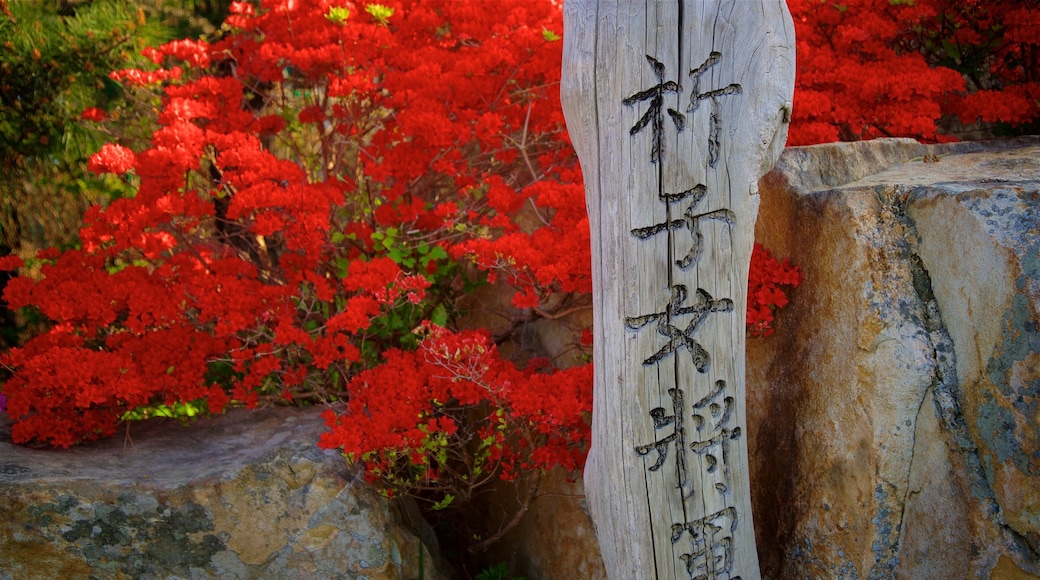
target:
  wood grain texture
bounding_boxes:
[561,2,794,578]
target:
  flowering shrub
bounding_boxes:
[319,324,591,505]
[0,0,578,459]
[788,0,1039,145]
[747,243,803,338]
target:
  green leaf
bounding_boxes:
[388,246,414,268]
[365,3,394,26]
[430,304,448,327]
[336,257,351,277]
[432,494,454,511]
[541,28,561,42]
[325,6,351,24]
[428,246,448,261]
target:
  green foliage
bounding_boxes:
[0,0,231,252]
[120,399,205,423]
[1,1,145,167]
[474,562,525,580]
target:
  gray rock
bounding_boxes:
[0,407,448,580]
[750,136,1040,579]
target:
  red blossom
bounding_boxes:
[87,143,137,175]
[747,243,802,337]
[0,255,23,270]
[80,107,108,122]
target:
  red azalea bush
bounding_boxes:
[0,5,600,535]
[0,0,588,460]
[320,323,591,498]
[788,0,1040,145]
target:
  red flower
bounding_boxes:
[87,144,137,175]
[0,255,23,271]
[80,107,108,122]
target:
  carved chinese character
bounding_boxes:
[625,285,733,370]
[634,389,689,495]
[631,184,736,270]
[687,52,742,168]
[672,506,741,580]
[691,380,742,496]
[623,55,686,164]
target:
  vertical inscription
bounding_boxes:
[624,50,744,580]
[563,3,793,577]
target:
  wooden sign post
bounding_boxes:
[561,2,794,578]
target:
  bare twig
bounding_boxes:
[469,470,542,553]
[533,304,592,320]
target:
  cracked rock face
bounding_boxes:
[749,137,1040,579]
[0,407,446,580]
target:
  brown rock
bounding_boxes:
[483,468,606,580]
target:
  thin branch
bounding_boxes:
[533,304,592,320]
[469,470,542,553]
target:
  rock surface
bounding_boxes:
[0,407,447,580]
[750,136,1040,579]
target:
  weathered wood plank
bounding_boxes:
[561,2,795,578]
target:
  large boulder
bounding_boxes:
[751,136,1040,579]
[0,407,448,580]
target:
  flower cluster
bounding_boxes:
[87,143,137,175]
[788,0,1039,144]
[747,243,802,338]
[319,324,591,507]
